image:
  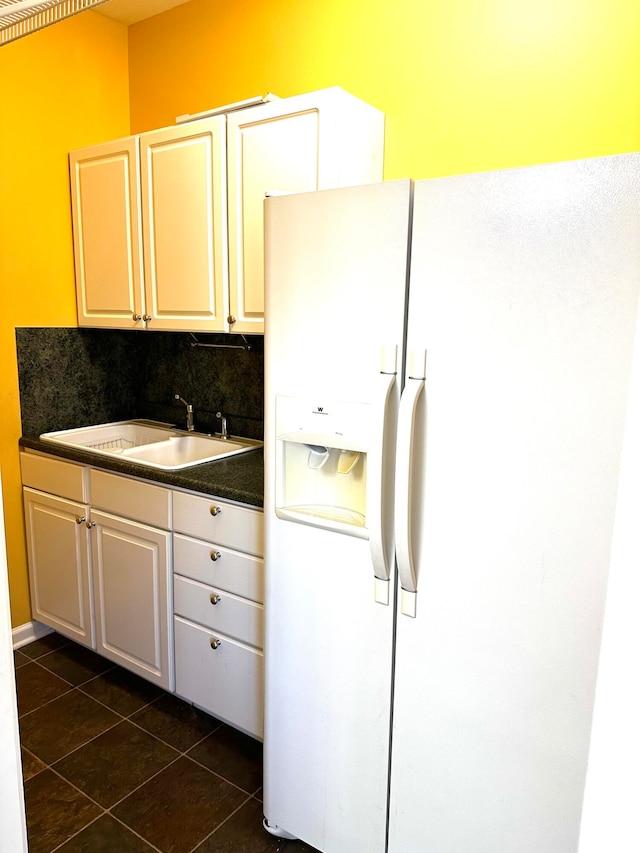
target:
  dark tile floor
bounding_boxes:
[14,632,318,853]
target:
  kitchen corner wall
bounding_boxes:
[128,0,640,180]
[0,12,130,627]
[16,328,264,441]
[4,0,640,632]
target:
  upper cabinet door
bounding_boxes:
[139,117,228,332]
[227,88,385,335]
[227,104,319,335]
[70,138,144,329]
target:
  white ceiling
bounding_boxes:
[97,0,192,26]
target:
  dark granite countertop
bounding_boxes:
[19,436,264,508]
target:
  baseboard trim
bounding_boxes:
[12,621,54,651]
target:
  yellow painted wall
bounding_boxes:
[0,13,130,626]
[3,0,640,627]
[128,0,640,177]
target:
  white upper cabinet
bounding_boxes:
[140,118,228,331]
[70,88,385,333]
[70,137,144,329]
[226,88,385,334]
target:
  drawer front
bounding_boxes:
[174,574,263,649]
[174,533,263,603]
[20,452,87,503]
[173,491,263,556]
[174,615,264,740]
[90,469,171,529]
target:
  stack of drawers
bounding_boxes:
[172,491,264,739]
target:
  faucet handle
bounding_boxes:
[175,394,195,431]
[174,393,193,410]
[215,411,228,439]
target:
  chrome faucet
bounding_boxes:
[174,394,194,431]
[216,411,228,439]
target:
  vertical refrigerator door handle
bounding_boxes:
[394,352,426,618]
[368,369,398,606]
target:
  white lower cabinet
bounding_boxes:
[174,615,263,740]
[21,451,264,738]
[174,575,263,647]
[172,491,264,740]
[22,487,95,649]
[89,469,174,691]
[21,453,94,648]
[91,510,173,690]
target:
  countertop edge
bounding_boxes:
[19,437,264,509]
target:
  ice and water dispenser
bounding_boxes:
[274,394,373,538]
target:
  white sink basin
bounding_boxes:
[121,434,256,468]
[40,420,262,470]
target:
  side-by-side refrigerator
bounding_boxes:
[263,156,640,853]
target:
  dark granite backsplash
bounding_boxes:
[16,328,264,441]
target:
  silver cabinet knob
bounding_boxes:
[75,516,86,524]
[210,594,221,605]
[209,505,222,516]
[85,520,96,529]
[210,637,222,650]
[210,550,221,561]
[132,313,142,321]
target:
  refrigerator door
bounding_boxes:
[389,156,640,852]
[263,181,412,853]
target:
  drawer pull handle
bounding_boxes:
[210,594,221,605]
[210,551,221,562]
[75,516,86,524]
[210,637,222,650]
[210,505,222,516]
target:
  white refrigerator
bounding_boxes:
[262,156,640,853]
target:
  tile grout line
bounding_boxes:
[29,690,254,848]
[17,651,120,717]
[107,813,166,853]
[188,792,254,851]
[23,675,252,795]
[60,727,210,829]
[189,794,291,853]
[19,666,173,851]
[20,655,163,735]
[39,727,181,851]
[76,678,168,719]
[184,748,263,798]
[34,652,118,684]
[48,806,166,853]
[19,639,271,852]
[16,656,78,719]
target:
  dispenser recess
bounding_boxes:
[274,394,372,538]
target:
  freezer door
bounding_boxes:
[389,155,640,852]
[263,524,394,853]
[263,181,412,853]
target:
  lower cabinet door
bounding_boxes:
[23,488,95,648]
[91,510,173,690]
[174,614,264,740]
